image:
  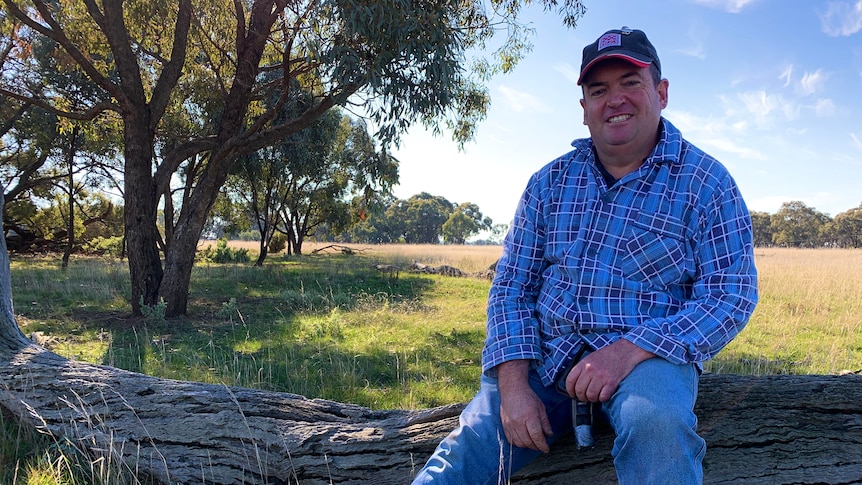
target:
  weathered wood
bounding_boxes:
[1,342,860,484]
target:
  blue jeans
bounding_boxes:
[411,358,705,485]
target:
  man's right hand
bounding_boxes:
[496,360,553,453]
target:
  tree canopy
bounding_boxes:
[1,0,588,316]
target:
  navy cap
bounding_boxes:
[578,27,660,85]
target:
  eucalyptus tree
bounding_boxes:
[340,192,401,243]
[0,16,62,210]
[831,204,862,248]
[749,210,773,247]
[442,202,492,244]
[770,201,832,248]
[273,114,398,255]
[1,19,120,255]
[403,192,453,244]
[227,103,344,263]
[2,0,586,316]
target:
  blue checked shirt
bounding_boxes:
[483,118,758,387]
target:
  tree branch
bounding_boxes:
[148,0,193,130]
[4,0,122,102]
[0,88,117,121]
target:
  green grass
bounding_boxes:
[0,405,150,485]
[3,246,861,483]
[10,252,488,410]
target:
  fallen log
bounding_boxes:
[1,340,860,484]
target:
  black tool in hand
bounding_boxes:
[554,343,595,449]
[573,399,595,449]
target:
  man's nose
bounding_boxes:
[606,87,626,107]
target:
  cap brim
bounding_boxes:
[577,53,652,85]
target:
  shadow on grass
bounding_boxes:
[91,254,488,408]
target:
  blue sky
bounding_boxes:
[388,0,862,228]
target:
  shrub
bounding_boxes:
[199,239,251,263]
[83,236,124,257]
[269,233,287,254]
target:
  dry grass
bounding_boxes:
[206,240,504,274]
[213,241,862,375]
[704,248,862,375]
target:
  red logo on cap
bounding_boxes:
[598,33,621,51]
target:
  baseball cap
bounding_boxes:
[578,27,660,85]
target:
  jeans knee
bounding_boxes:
[616,396,695,443]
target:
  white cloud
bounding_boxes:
[818,0,862,36]
[786,127,808,137]
[679,43,706,60]
[552,62,580,85]
[747,195,797,214]
[852,132,862,150]
[679,23,707,60]
[779,65,793,88]
[735,91,798,125]
[664,109,767,161]
[814,98,837,117]
[496,85,550,113]
[796,69,828,96]
[692,0,758,14]
[702,137,768,161]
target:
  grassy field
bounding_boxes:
[1,244,861,484]
[704,248,862,375]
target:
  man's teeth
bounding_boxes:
[608,114,630,123]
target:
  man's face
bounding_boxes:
[579,59,668,164]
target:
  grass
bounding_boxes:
[2,244,861,483]
[9,242,502,410]
[704,248,862,375]
[0,405,148,485]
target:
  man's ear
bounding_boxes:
[657,79,669,109]
[580,98,587,125]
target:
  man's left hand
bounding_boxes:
[564,339,655,402]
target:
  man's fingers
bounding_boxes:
[502,413,552,452]
[527,419,551,453]
[540,407,554,438]
[565,365,582,398]
[598,383,618,402]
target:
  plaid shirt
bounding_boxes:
[483,118,758,387]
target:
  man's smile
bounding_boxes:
[608,114,632,123]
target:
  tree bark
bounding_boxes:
[0,342,860,485]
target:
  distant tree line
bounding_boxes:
[752,201,862,248]
[334,192,506,246]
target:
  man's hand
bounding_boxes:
[497,360,553,453]
[564,339,655,403]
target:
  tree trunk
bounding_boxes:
[123,116,163,315]
[254,242,267,267]
[0,342,859,485]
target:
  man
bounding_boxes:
[411,27,758,484]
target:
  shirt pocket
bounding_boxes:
[620,211,688,287]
